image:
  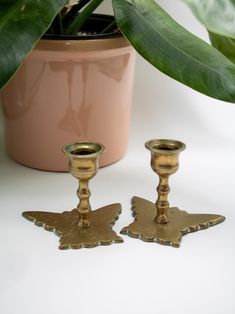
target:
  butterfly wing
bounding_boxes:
[22,209,78,236]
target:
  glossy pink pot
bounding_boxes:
[2,36,135,171]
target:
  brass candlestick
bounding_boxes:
[22,142,123,250]
[121,139,225,247]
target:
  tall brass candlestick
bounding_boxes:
[121,139,225,247]
[22,142,123,250]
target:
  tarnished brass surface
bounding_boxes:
[22,142,123,250]
[22,205,123,249]
[63,142,105,228]
[145,139,186,224]
[121,197,225,247]
[122,139,225,247]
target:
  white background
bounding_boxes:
[1,1,235,313]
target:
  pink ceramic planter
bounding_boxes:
[2,36,135,171]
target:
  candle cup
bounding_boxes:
[121,139,225,247]
[22,142,123,250]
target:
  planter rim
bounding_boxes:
[36,13,130,52]
[35,35,131,53]
[35,13,130,53]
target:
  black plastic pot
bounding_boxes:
[43,14,122,40]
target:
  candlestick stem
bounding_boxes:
[77,180,91,228]
[155,175,170,224]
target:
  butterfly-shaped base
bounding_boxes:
[121,197,225,247]
[22,204,123,250]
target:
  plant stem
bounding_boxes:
[66,0,104,35]
[47,13,63,35]
[63,0,91,28]
[54,13,63,35]
[101,20,117,34]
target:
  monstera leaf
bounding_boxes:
[113,0,235,103]
[183,0,235,39]
[0,0,68,90]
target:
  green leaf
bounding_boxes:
[209,32,235,63]
[112,0,235,103]
[0,0,68,90]
[183,0,235,39]
[66,0,104,35]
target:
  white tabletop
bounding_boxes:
[1,2,235,313]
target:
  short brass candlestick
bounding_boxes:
[121,139,225,247]
[22,142,123,250]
